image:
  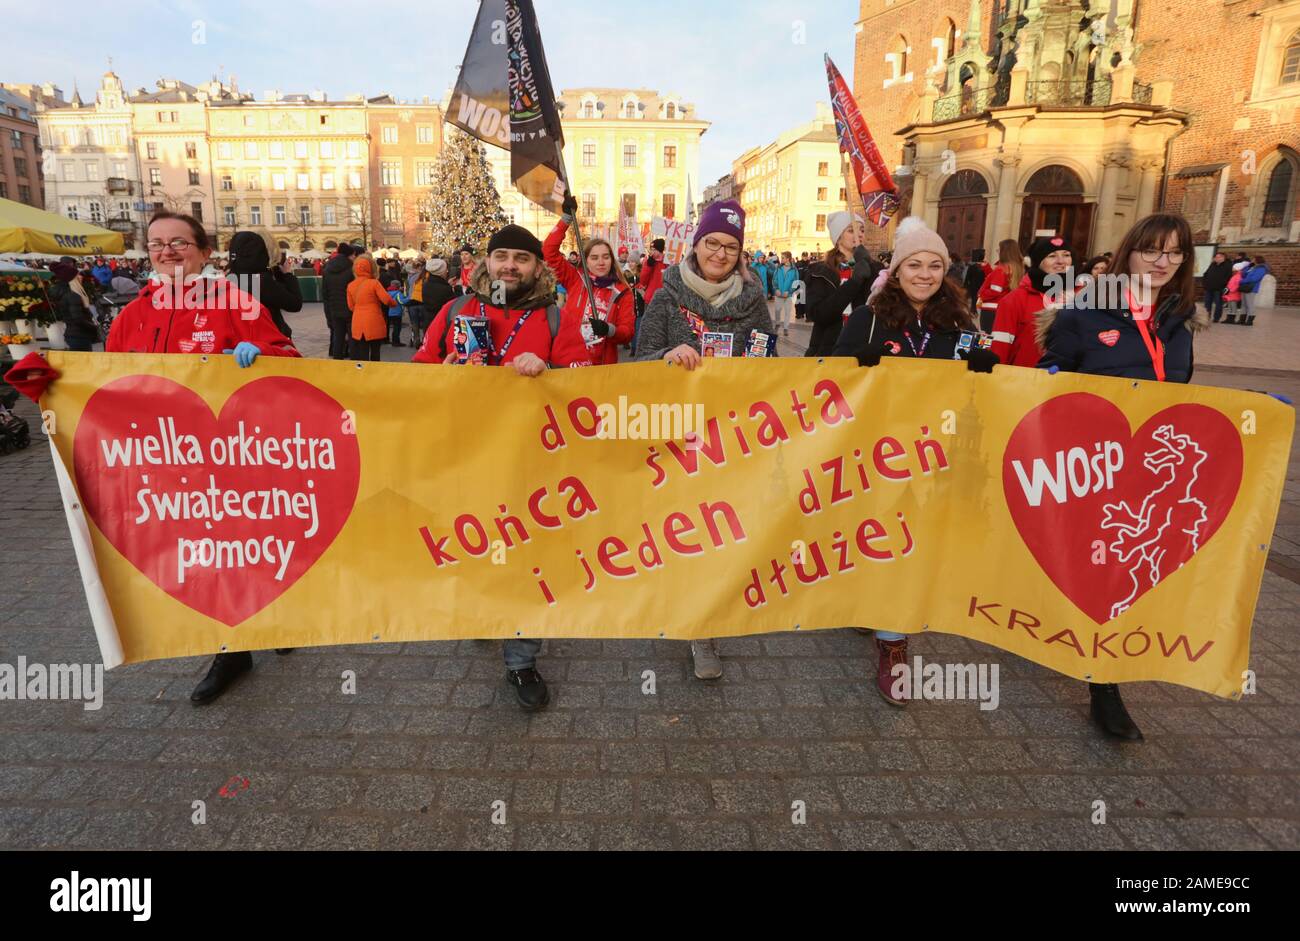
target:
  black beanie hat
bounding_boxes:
[1027,235,1073,291]
[486,224,543,259]
[457,244,476,256]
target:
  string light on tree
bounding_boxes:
[428,127,509,255]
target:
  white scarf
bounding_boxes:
[679,257,744,307]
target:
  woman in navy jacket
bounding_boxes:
[1037,213,1207,741]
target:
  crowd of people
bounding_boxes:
[1,195,1279,742]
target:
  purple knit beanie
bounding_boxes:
[693,200,746,248]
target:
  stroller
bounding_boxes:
[0,385,31,455]
[94,290,138,338]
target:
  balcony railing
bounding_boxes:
[1132,82,1154,104]
[932,86,1002,123]
[106,177,132,193]
[1025,78,1113,107]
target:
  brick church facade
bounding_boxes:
[853,0,1299,304]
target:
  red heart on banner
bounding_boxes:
[1002,393,1243,624]
[73,375,360,626]
[1098,330,1120,347]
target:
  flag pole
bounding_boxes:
[552,139,601,327]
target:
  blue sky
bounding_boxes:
[3,0,858,183]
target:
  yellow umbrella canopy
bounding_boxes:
[0,196,125,255]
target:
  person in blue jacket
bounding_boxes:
[771,251,801,337]
[751,251,772,300]
[1238,255,1270,327]
[90,257,114,286]
[1037,213,1207,742]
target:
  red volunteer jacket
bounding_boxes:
[543,220,635,366]
[412,294,590,368]
[105,279,300,358]
[977,264,1012,315]
[637,253,665,303]
[990,274,1049,367]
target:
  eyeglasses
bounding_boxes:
[701,237,740,258]
[147,238,196,252]
[1138,249,1185,265]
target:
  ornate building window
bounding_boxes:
[1023,165,1085,196]
[1282,29,1300,85]
[1259,151,1297,229]
[940,169,990,199]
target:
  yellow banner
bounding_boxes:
[40,351,1293,698]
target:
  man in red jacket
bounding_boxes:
[991,236,1073,368]
[415,224,589,374]
[413,223,588,710]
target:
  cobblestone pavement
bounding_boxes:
[0,303,1296,851]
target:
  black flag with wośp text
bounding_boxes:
[448,0,568,215]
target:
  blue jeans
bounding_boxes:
[876,630,906,642]
[504,638,542,670]
[1203,289,1224,321]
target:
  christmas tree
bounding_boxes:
[428,127,509,255]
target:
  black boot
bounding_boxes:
[191,651,253,705]
[1223,313,1237,325]
[1089,682,1143,741]
[506,667,549,711]
[1245,315,1255,326]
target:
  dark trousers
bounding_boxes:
[388,316,403,346]
[1203,289,1225,322]
[351,338,383,361]
[328,318,352,360]
[65,336,94,352]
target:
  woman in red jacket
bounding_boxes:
[111,211,299,705]
[107,212,299,362]
[543,197,636,366]
[990,236,1073,368]
[976,238,1025,333]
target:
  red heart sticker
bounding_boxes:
[73,375,360,626]
[1050,238,1064,247]
[1003,393,1242,624]
[1098,330,1120,347]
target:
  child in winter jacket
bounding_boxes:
[1223,263,1246,324]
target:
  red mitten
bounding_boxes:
[3,351,60,402]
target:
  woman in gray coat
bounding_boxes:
[634,199,773,679]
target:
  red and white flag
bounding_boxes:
[825,54,901,227]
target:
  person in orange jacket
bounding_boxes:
[991,236,1074,368]
[976,238,1025,333]
[543,197,636,366]
[346,255,396,361]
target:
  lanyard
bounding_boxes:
[1126,290,1166,382]
[1134,317,1166,382]
[902,317,931,358]
[490,300,536,365]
